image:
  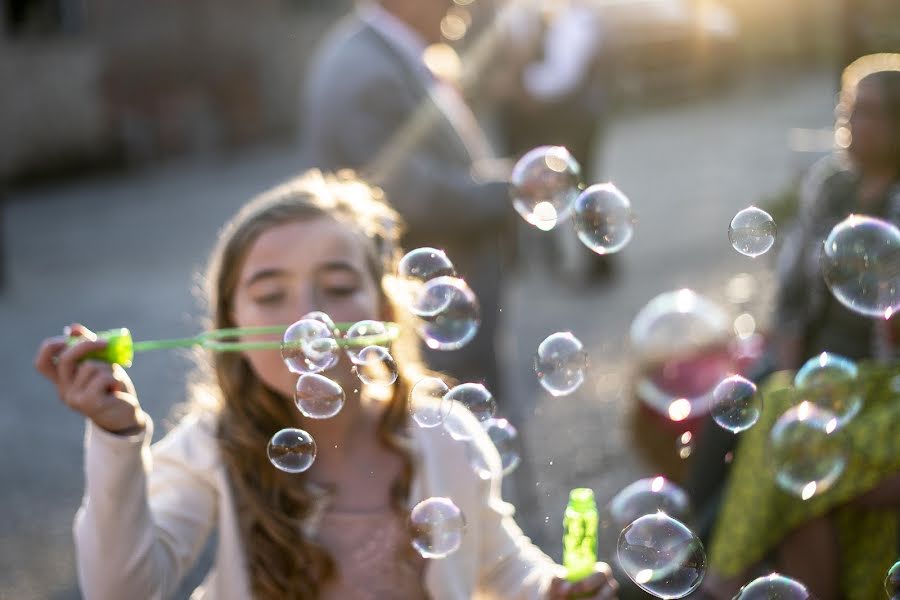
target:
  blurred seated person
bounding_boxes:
[700,54,900,600]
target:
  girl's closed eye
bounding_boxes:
[252,289,286,305]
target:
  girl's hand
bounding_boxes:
[548,562,618,599]
[35,323,145,435]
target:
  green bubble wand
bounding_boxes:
[68,322,401,368]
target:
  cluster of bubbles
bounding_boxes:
[510,146,636,255]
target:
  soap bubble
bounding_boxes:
[617,512,707,599]
[510,145,581,230]
[409,377,451,428]
[729,207,776,257]
[886,561,900,600]
[733,573,814,599]
[295,373,345,419]
[821,214,900,319]
[573,183,635,255]
[769,402,847,500]
[468,418,521,478]
[608,477,692,531]
[352,345,398,386]
[711,375,762,433]
[534,332,588,397]
[794,352,861,428]
[267,428,317,473]
[442,383,496,440]
[398,248,456,316]
[677,431,694,459]
[409,497,466,559]
[344,320,387,364]
[281,319,340,374]
[415,276,480,351]
[630,289,734,421]
[301,311,340,337]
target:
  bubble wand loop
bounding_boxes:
[68,323,401,368]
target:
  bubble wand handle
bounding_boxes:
[68,322,400,367]
[563,487,599,582]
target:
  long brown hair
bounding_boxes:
[192,169,427,598]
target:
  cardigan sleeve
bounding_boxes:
[470,426,560,599]
[73,413,219,600]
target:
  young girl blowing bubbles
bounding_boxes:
[35,170,617,600]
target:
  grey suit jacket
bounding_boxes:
[301,15,510,253]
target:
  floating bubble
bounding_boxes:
[794,352,861,428]
[295,373,345,419]
[573,183,635,255]
[630,289,734,420]
[608,477,692,531]
[409,497,466,559]
[677,431,694,459]
[886,561,900,600]
[267,428,317,473]
[821,215,900,319]
[398,248,457,316]
[281,319,340,374]
[617,512,707,599]
[769,402,847,500]
[344,320,387,364]
[729,207,776,257]
[415,277,480,351]
[409,377,451,428]
[534,332,588,397]
[352,345,398,386]
[442,383,496,440]
[733,573,814,599]
[468,418,521,478]
[301,311,340,337]
[510,145,581,230]
[711,375,762,433]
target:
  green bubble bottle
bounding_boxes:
[563,487,598,582]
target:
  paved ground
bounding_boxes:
[0,67,835,598]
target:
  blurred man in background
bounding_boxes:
[301,0,515,397]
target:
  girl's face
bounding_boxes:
[231,216,383,399]
[848,78,893,169]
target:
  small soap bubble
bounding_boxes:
[729,207,776,257]
[409,377,451,428]
[733,573,814,599]
[573,183,635,255]
[794,352,861,428]
[711,375,761,433]
[267,428,317,473]
[510,145,581,230]
[534,332,588,397]
[398,248,457,316]
[301,311,340,337]
[608,477,692,531]
[886,561,900,600]
[409,497,466,558]
[677,431,694,459]
[468,418,521,478]
[415,277,480,351]
[282,319,340,374]
[821,214,900,319]
[769,402,847,500]
[352,345,398,386]
[617,512,707,599]
[295,373,345,419]
[344,320,387,364]
[442,383,496,440]
[630,289,734,421]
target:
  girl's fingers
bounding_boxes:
[75,372,119,415]
[71,361,109,393]
[34,337,68,382]
[57,339,108,388]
